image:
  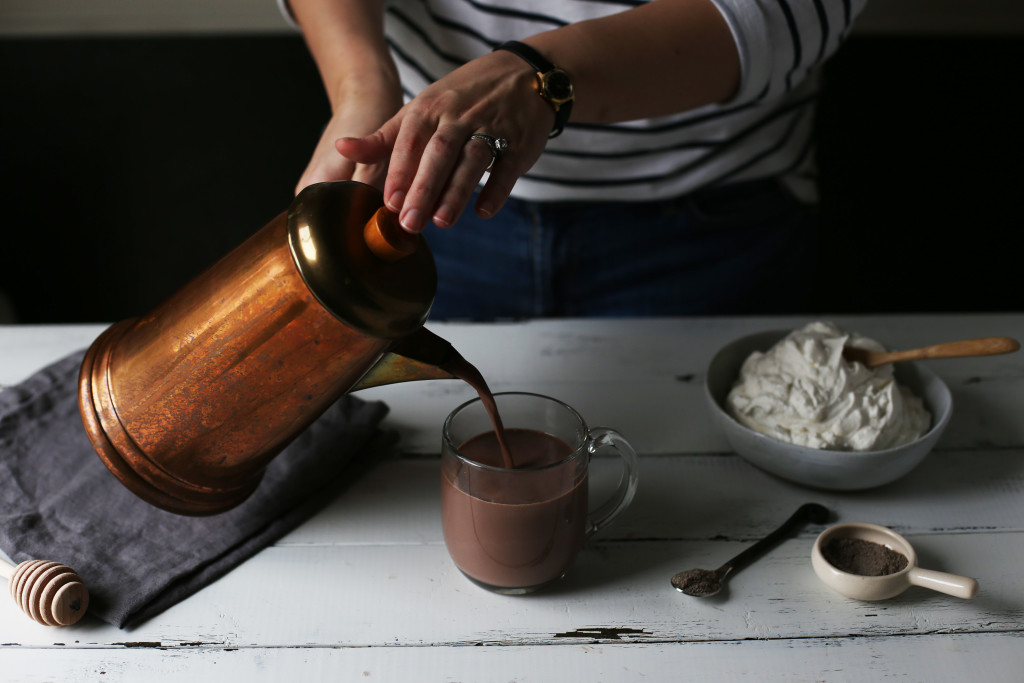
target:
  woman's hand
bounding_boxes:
[335,49,555,233]
[295,82,403,194]
[293,0,739,228]
[288,0,400,194]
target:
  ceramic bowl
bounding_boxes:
[704,330,953,490]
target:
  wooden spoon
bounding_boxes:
[0,557,89,626]
[843,336,1020,369]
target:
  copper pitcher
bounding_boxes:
[79,181,459,515]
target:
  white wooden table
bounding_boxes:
[1,315,1022,681]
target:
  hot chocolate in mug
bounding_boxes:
[440,392,639,594]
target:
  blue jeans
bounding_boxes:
[424,178,817,320]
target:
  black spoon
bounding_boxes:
[671,502,830,597]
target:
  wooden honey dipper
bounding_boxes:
[0,557,89,626]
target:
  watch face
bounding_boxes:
[544,69,573,102]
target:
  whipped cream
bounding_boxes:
[726,322,931,451]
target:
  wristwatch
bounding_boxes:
[494,41,574,138]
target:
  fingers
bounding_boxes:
[330,64,543,231]
[337,122,431,220]
[381,118,437,226]
[384,127,509,232]
[396,124,492,232]
[475,165,517,219]
[303,49,548,222]
[433,136,496,228]
[335,124,521,231]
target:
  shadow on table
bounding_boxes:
[539,541,680,597]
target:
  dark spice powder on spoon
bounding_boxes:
[823,537,909,576]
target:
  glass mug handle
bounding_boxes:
[585,427,639,539]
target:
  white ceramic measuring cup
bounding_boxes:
[812,522,979,601]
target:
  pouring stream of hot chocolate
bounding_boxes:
[444,355,516,468]
[393,328,515,467]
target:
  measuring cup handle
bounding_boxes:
[907,567,979,599]
[585,427,639,539]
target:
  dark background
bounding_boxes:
[1,34,1020,323]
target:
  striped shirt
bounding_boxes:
[280,0,866,203]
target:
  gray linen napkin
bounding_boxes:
[0,350,396,629]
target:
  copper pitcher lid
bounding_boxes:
[287,181,436,340]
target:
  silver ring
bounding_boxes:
[469,133,509,170]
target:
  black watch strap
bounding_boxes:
[494,40,573,138]
[496,40,552,73]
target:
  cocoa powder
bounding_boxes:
[822,537,909,576]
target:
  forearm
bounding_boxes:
[524,0,741,124]
[288,0,398,111]
[286,0,404,192]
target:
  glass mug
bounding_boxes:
[440,392,639,594]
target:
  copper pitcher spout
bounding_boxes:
[353,328,459,391]
[78,181,456,515]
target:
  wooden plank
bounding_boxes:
[7,317,1023,455]
[0,531,1018,648]
[413,316,1024,388]
[3,314,1021,383]
[285,449,1024,547]
[2,632,1024,682]
[355,314,1024,454]
[358,373,1024,455]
